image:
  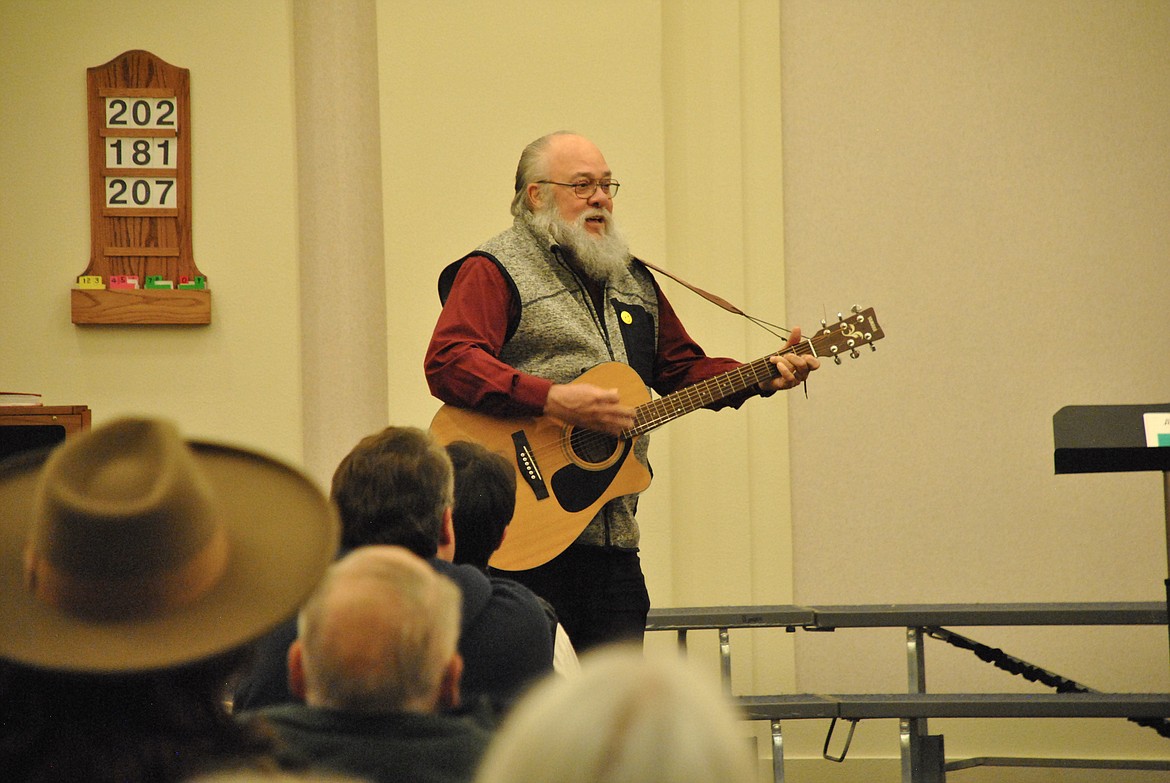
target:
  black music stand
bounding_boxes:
[1054,404,1170,672]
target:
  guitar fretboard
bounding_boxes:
[623,309,880,438]
[628,345,814,436]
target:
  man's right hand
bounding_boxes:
[544,383,636,437]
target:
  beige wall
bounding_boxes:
[781,0,1170,771]
[0,0,305,465]
[3,0,1169,777]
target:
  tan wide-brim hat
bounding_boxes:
[0,417,339,673]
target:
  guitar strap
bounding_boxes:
[639,258,807,396]
[636,258,748,317]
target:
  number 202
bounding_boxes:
[106,98,176,129]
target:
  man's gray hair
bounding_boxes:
[510,131,577,217]
[298,548,462,712]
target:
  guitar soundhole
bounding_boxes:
[568,427,619,466]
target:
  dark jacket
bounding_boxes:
[251,701,493,783]
[232,557,553,715]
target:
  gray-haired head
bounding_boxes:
[510,131,578,217]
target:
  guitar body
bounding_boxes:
[430,362,652,571]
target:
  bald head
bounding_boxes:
[292,546,462,713]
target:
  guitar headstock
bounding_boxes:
[810,306,884,364]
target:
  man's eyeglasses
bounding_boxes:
[537,179,620,199]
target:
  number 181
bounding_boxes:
[106,138,175,169]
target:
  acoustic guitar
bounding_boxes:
[431,306,884,571]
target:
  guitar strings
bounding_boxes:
[543,357,785,462]
[521,318,861,470]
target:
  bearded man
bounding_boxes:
[424,132,818,651]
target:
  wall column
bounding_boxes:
[293,0,388,487]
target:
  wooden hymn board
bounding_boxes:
[72,50,210,325]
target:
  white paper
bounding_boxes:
[1143,412,1170,447]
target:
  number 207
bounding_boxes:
[105,178,176,209]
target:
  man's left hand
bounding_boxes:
[760,326,821,392]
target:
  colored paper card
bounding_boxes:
[109,275,140,290]
[1144,412,1170,447]
[177,275,206,290]
[144,276,174,289]
[77,275,106,289]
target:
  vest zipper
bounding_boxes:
[552,245,616,362]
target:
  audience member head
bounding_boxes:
[0,417,339,783]
[289,545,463,713]
[330,426,455,558]
[474,645,755,783]
[445,440,516,569]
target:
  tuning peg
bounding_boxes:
[833,355,842,365]
[851,305,861,314]
[869,344,877,352]
[850,348,860,359]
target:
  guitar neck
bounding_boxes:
[624,307,882,438]
[627,345,808,437]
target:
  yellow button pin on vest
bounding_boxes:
[620,311,633,324]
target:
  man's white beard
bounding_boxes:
[527,204,631,282]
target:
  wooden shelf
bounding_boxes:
[71,288,210,325]
[0,405,91,432]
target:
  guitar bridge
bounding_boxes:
[511,430,549,500]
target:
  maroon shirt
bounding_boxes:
[425,255,755,418]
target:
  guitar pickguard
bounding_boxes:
[550,439,632,512]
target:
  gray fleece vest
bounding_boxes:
[477,218,660,548]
